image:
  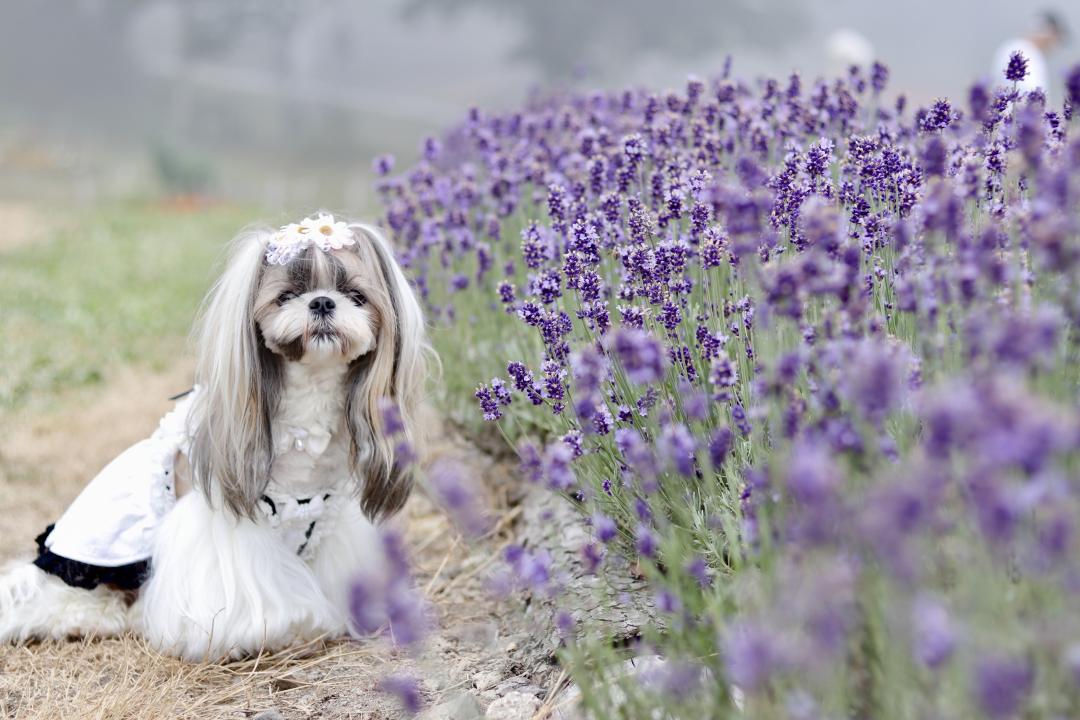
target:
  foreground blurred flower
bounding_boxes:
[974,656,1033,719]
[912,595,957,668]
[349,531,430,648]
[427,456,491,537]
[379,674,423,715]
[609,328,666,384]
[723,621,787,692]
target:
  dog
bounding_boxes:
[0,214,432,660]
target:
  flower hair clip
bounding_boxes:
[265,213,356,265]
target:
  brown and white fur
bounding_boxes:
[0,220,432,660]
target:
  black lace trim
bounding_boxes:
[33,524,149,591]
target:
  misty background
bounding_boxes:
[1,0,1077,211]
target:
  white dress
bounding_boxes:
[35,388,347,589]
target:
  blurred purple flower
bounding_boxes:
[708,427,734,470]
[609,328,666,384]
[974,656,1033,719]
[912,595,957,668]
[543,441,576,491]
[427,457,491,537]
[592,513,618,543]
[349,531,430,648]
[379,674,423,715]
[659,423,697,477]
[635,525,658,558]
[723,621,785,692]
[372,154,395,177]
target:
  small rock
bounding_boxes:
[252,711,285,720]
[484,691,540,720]
[473,670,502,692]
[419,691,483,720]
[492,676,527,697]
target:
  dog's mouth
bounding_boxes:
[272,323,352,362]
[305,324,349,351]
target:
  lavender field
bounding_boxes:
[369,55,1080,717]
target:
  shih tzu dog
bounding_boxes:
[0,214,431,660]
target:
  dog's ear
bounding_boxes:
[345,223,432,521]
[188,228,282,518]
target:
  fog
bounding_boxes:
[1,0,1076,208]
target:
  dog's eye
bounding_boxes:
[276,290,297,305]
[348,290,368,307]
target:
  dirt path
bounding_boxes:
[0,367,566,720]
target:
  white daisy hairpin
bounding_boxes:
[265,213,356,265]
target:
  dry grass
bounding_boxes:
[0,635,394,720]
[0,366,530,720]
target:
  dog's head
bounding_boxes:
[255,236,381,365]
[188,215,431,521]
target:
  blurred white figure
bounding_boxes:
[991,10,1068,92]
[827,29,874,76]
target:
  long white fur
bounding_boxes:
[0,219,429,660]
[0,561,128,643]
[133,492,344,661]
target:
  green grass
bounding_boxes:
[0,202,257,415]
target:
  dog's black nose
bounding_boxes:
[308,296,336,316]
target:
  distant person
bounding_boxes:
[992,10,1068,92]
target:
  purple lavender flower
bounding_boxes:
[521,222,550,269]
[592,513,618,543]
[1005,50,1028,83]
[871,61,889,93]
[608,328,666,384]
[785,441,839,505]
[378,398,405,436]
[919,98,955,133]
[842,339,908,425]
[974,657,1033,719]
[474,384,501,421]
[723,621,785,692]
[616,427,659,485]
[428,457,491,537]
[911,595,957,668]
[422,136,441,162]
[572,346,608,394]
[372,154,395,177]
[497,280,516,307]
[709,353,739,402]
[655,589,681,614]
[659,423,697,477]
[507,361,544,405]
[920,136,947,177]
[675,557,704,593]
[543,441,576,491]
[731,404,752,436]
[504,544,553,591]
[517,440,543,483]
[635,524,658,558]
[709,427,734,469]
[379,674,423,715]
[350,531,429,648]
[581,542,605,574]
[490,377,512,407]
[1067,63,1080,108]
